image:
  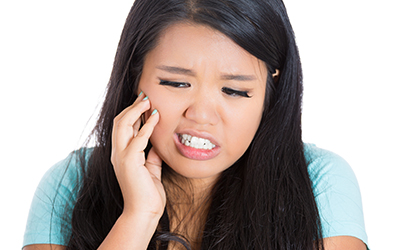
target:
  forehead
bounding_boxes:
[144,22,267,79]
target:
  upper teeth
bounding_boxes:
[179,134,216,150]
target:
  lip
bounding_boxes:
[173,130,221,161]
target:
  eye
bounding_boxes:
[221,87,251,98]
[159,80,191,88]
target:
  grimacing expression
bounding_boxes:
[139,22,267,185]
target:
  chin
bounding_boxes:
[163,156,231,183]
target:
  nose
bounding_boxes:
[184,90,219,126]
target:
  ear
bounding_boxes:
[272,69,280,83]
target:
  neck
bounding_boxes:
[164,175,214,217]
[162,172,217,249]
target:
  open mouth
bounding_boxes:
[178,133,216,150]
[174,133,220,160]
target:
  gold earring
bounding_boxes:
[272,69,280,78]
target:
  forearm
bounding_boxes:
[98,212,160,250]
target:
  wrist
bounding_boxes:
[120,210,162,227]
[98,210,161,249]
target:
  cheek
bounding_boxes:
[147,95,186,163]
[139,84,168,122]
[146,92,184,123]
[225,105,263,154]
[143,89,186,142]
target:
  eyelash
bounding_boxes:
[159,80,251,98]
[221,87,251,98]
[159,80,191,88]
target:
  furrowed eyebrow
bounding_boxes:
[156,65,195,76]
[220,74,257,81]
[156,65,257,81]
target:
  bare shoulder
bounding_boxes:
[324,236,367,250]
[23,244,66,250]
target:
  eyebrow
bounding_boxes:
[220,74,257,81]
[156,65,195,76]
[156,65,257,81]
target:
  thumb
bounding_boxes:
[145,147,163,180]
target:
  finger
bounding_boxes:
[132,114,142,137]
[136,109,159,141]
[125,109,159,156]
[114,92,146,121]
[112,98,150,151]
[146,147,163,181]
[111,93,145,151]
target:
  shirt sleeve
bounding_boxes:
[23,150,84,248]
[305,144,368,247]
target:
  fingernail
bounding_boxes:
[151,109,158,115]
[143,96,149,101]
[138,91,143,97]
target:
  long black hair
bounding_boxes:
[66,0,324,249]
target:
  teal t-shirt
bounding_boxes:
[23,144,368,248]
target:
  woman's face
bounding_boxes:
[138,23,267,185]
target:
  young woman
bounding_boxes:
[23,0,368,249]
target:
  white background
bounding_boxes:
[1,0,399,249]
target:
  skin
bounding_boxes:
[139,23,267,191]
[23,23,367,250]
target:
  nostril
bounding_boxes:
[184,103,219,126]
